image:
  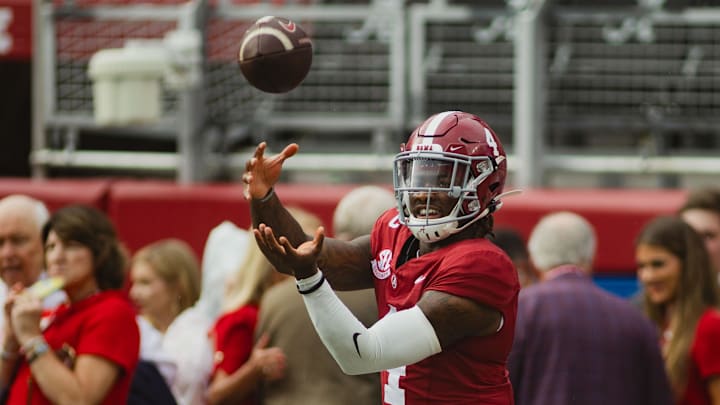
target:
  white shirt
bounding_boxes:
[137,308,214,405]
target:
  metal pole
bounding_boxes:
[512,0,547,188]
[176,0,206,183]
[30,0,48,178]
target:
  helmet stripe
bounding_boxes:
[420,111,456,142]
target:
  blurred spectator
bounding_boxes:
[509,211,672,405]
[0,195,46,288]
[0,195,65,337]
[331,185,394,242]
[633,186,720,307]
[200,221,251,321]
[129,238,205,405]
[678,187,720,278]
[492,227,541,288]
[636,215,720,404]
[256,186,392,405]
[1,205,139,404]
[206,216,296,405]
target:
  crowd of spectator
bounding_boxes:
[0,181,718,404]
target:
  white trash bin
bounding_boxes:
[88,46,166,126]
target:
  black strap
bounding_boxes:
[297,274,326,295]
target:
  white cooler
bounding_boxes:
[88,46,166,126]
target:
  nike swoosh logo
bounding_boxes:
[414,275,426,284]
[449,145,463,152]
[280,21,296,32]
[352,333,362,357]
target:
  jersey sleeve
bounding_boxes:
[693,310,720,379]
[427,245,518,310]
[76,297,139,375]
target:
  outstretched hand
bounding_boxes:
[242,142,299,200]
[253,224,325,279]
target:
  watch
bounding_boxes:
[24,337,50,364]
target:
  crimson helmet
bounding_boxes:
[393,111,508,242]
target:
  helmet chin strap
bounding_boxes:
[406,189,523,243]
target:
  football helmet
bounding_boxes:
[393,111,508,243]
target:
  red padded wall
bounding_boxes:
[494,188,688,274]
[108,181,249,259]
[0,178,690,275]
[0,178,111,211]
[107,181,361,260]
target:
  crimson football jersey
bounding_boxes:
[370,208,519,405]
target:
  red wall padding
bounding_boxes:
[0,178,111,211]
[0,178,688,275]
[107,180,250,258]
[494,188,687,274]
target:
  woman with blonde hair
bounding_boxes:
[131,239,201,333]
[207,207,320,405]
[130,238,208,405]
[635,215,720,404]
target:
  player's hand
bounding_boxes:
[253,224,324,279]
[242,142,299,200]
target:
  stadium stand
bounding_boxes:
[10,0,715,187]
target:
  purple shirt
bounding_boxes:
[508,269,673,405]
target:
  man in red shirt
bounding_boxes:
[244,111,519,404]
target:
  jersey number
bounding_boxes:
[485,128,499,157]
[384,365,406,405]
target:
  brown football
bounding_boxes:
[238,16,313,94]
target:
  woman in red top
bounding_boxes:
[0,205,139,405]
[207,208,319,405]
[206,235,287,405]
[636,216,720,405]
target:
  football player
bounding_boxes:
[243,111,519,404]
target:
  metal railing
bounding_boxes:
[30,0,720,187]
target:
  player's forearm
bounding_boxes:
[250,188,310,246]
[299,272,441,375]
[318,237,375,290]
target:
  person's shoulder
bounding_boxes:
[218,303,260,325]
[169,305,212,332]
[260,278,298,308]
[518,274,600,304]
[373,208,401,230]
[698,307,720,332]
[517,277,565,303]
[444,238,514,269]
[434,238,519,295]
[703,307,720,320]
[94,291,136,315]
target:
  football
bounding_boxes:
[237,16,313,94]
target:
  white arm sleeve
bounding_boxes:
[298,272,441,375]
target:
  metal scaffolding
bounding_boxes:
[31,0,720,187]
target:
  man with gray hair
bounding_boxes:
[0,195,48,289]
[508,211,672,405]
[332,185,395,242]
[0,195,65,338]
